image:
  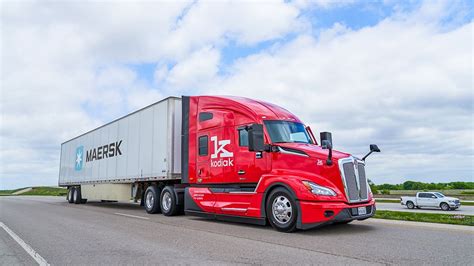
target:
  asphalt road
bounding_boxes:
[376,202,474,215]
[1,196,473,265]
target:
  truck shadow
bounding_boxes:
[299,222,377,235]
[188,217,376,235]
[83,201,142,210]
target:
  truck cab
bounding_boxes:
[182,96,379,231]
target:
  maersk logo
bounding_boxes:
[210,136,233,167]
[75,146,84,171]
[86,140,122,162]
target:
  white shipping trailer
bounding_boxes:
[59,97,182,201]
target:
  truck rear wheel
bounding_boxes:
[160,186,178,216]
[67,187,74,203]
[73,187,82,204]
[266,187,298,233]
[407,201,415,209]
[144,186,161,214]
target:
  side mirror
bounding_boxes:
[248,124,265,152]
[321,139,333,166]
[322,140,332,150]
[362,144,381,161]
[370,144,380,152]
[320,132,332,149]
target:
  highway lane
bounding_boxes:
[1,196,473,265]
[376,202,474,215]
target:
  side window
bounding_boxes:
[239,129,248,147]
[418,193,427,198]
[199,112,213,122]
[198,136,208,156]
[427,193,436,198]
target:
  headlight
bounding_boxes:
[302,181,337,196]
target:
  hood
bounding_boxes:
[277,143,351,160]
[443,197,459,201]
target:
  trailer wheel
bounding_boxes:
[266,187,298,233]
[67,187,74,203]
[144,186,161,214]
[160,186,178,216]
[73,187,82,204]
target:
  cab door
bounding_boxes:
[228,125,268,184]
[196,129,224,184]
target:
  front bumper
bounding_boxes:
[449,202,461,208]
[297,199,376,230]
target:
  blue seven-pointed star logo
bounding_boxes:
[75,146,84,171]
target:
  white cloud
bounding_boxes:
[163,46,221,91]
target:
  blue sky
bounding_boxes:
[1,0,472,189]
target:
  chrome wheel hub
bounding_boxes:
[162,192,172,212]
[146,192,154,209]
[272,196,292,224]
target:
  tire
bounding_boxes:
[440,202,450,211]
[144,185,162,214]
[73,187,82,204]
[266,187,298,233]
[160,186,178,216]
[406,201,415,209]
[67,187,74,204]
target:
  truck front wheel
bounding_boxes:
[144,186,161,214]
[406,201,415,209]
[160,186,178,216]
[266,188,298,233]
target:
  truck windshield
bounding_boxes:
[264,120,313,144]
[434,193,445,198]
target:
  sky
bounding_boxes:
[0,0,473,189]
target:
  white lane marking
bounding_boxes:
[0,221,49,266]
[114,213,149,220]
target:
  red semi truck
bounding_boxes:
[59,96,380,232]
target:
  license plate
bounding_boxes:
[358,207,367,215]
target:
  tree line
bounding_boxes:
[367,180,474,194]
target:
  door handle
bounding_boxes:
[238,170,246,175]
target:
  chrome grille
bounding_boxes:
[339,157,369,202]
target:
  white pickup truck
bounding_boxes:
[401,192,461,211]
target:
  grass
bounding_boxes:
[0,187,67,196]
[0,188,23,196]
[375,198,474,206]
[374,210,474,226]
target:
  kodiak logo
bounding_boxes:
[86,140,123,162]
[210,136,233,168]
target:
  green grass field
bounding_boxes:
[0,187,67,196]
[374,210,473,226]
